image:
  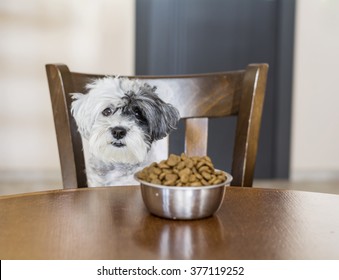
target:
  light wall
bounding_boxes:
[0,0,135,173]
[1,0,338,182]
[291,0,339,180]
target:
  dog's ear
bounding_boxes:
[70,93,94,140]
[150,101,180,141]
[127,83,180,141]
[137,93,180,141]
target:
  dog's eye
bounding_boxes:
[133,107,143,120]
[102,107,113,117]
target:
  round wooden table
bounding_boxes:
[1,186,339,259]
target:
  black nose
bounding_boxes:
[111,126,127,140]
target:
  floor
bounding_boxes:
[0,171,63,196]
[254,179,339,195]
[0,170,339,196]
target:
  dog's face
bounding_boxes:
[71,77,180,165]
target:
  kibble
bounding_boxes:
[137,153,227,187]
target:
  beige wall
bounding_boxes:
[1,0,338,182]
[291,0,339,180]
[0,0,135,173]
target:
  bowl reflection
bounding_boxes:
[134,215,226,259]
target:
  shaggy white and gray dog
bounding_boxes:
[71,77,180,187]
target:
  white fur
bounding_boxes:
[71,77,179,187]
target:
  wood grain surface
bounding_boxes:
[1,186,339,260]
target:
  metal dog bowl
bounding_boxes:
[134,171,232,220]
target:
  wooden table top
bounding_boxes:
[1,186,339,260]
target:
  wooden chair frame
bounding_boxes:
[46,63,268,188]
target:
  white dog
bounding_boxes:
[71,77,180,187]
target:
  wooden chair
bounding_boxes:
[46,63,268,189]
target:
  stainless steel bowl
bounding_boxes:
[134,171,232,220]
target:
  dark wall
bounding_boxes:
[136,0,295,179]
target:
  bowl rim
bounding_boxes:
[134,170,233,190]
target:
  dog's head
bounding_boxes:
[71,77,180,165]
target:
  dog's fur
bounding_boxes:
[71,77,180,187]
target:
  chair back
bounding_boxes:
[46,63,268,188]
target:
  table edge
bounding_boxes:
[1,185,338,201]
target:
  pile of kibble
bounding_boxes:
[137,153,227,186]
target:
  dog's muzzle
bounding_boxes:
[111,126,127,147]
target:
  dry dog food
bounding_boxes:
[137,153,227,186]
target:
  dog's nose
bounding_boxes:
[111,126,127,140]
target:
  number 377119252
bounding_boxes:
[190,266,245,276]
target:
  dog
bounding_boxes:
[71,77,180,187]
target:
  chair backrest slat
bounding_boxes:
[185,118,208,157]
